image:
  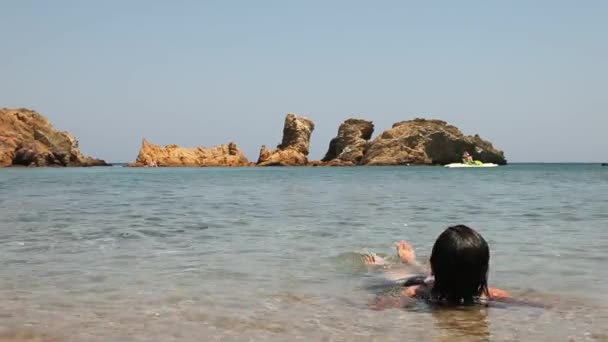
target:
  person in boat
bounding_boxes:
[363,225,511,309]
[462,151,474,164]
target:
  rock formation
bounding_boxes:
[361,118,506,165]
[129,139,250,167]
[322,119,374,164]
[0,108,108,167]
[1,107,507,168]
[257,113,314,166]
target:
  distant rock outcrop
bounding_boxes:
[129,139,250,167]
[361,118,506,165]
[322,118,374,164]
[257,113,314,166]
[0,108,108,167]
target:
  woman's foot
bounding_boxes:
[362,252,388,266]
[396,241,416,264]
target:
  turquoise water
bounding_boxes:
[0,165,607,341]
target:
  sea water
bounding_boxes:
[0,164,607,341]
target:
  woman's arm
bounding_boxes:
[485,288,554,308]
[487,287,511,299]
[402,284,431,298]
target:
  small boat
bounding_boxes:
[444,163,499,168]
[602,163,608,167]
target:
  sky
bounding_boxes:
[1,1,606,163]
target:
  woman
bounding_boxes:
[364,225,510,308]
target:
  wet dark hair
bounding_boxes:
[429,225,489,305]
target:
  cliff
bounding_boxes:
[0,108,108,167]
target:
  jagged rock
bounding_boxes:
[257,113,314,166]
[129,139,249,167]
[361,118,506,165]
[322,118,374,164]
[0,108,108,167]
[257,145,271,164]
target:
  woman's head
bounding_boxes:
[429,225,489,305]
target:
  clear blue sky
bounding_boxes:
[1,1,606,162]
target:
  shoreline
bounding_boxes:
[2,162,606,170]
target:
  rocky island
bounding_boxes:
[362,118,506,165]
[128,113,506,167]
[319,117,506,166]
[128,139,250,167]
[0,107,506,168]
[0,108,108,167]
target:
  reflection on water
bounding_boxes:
[430,308,491,342]
[0,165,607,341]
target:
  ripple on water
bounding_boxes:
[0,165,607,340]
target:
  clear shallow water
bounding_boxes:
[0,164,607,341]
